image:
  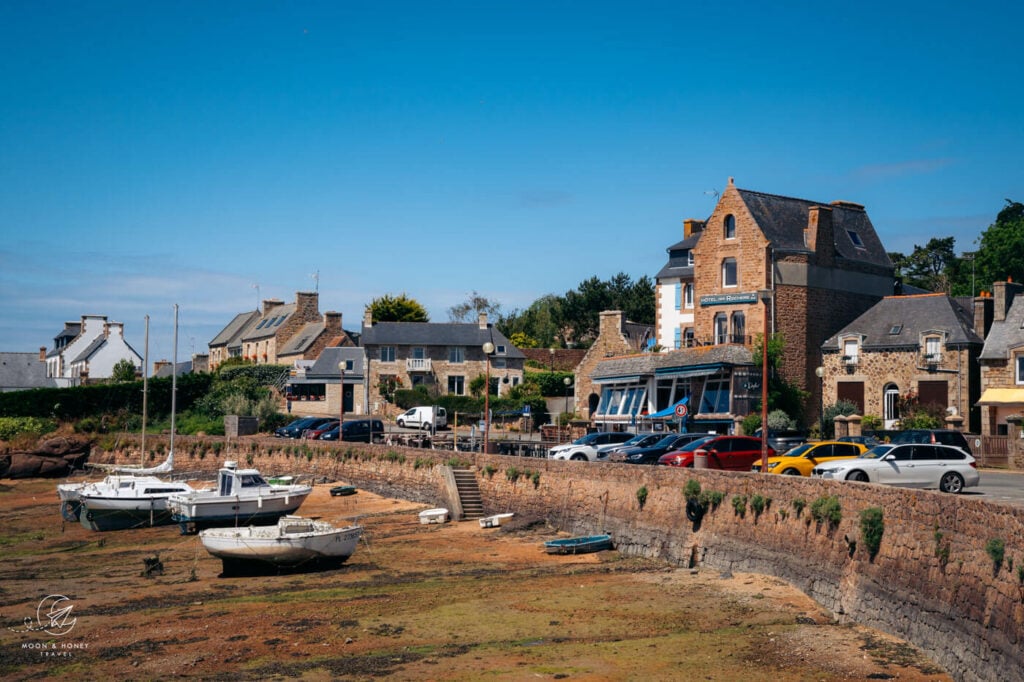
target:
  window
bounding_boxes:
[684,328,695,347]
[496,345,506,354]
[340,359,353,371]
[492,357,507,369]
[447,375,465,395]
[924,337,941,358]
[684,283,694,309]
[379,346,395,362]
[700,377,731,414]
[724,214,736,239]
[730,312,745,343]
[884,384,900,423]
[722,258,738,287]
[847,230,864,247]
[714,313,728,345]
[412,347,425,360]
[448,346,465,363]
[889,324,903,335]
[843,339,859,363]
[1017,355,1024,384]
[687,251,694,267]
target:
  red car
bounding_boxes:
[658,435,775,470]
[304,419,340,440]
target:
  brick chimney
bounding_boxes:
[478,313,488,329]
[295,291,319,318]
[324,311,342,334]
[39,346,46,361]
[974,293,994,339]
[363,308,373,328]
[805,205,834,264]
[683,219,705,239]
[153,360,171,375]
[992,281,1024,322]
[263,299,284,314]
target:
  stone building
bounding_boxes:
[574,311,655,418]
[207,311,259,370]
[360,311,524,415]
[976,281,1024,465]
[821,293,983,433]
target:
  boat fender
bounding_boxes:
[685,498,705,523]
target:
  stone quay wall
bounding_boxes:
[95,436,1024,682]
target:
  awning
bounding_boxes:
[648,397,689,419]
[592,375,643,384]
[654,365,723,378]
[976,388,1024,406]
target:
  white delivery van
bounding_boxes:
[396,406,448,430]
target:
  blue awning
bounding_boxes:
[648,397,689,419]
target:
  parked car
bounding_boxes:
[595,432,661,458]
[890,429,973,455]
[811,443,980,493]
[750,440,866,475]
[837,435,880,447]
[548,432,635,462]
[754,429,808,453]
[274,416,334,439]
[319,419,386,443]
[396,406,448,430]
[304,419,340,440]
[611,433,710,465]
[659,435,773,470]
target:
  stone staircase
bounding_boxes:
[451,468,483,519]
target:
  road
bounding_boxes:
[965,468,1024,507]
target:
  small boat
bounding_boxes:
[330,485,357,497]
[167,461,312,533]
[76,475,197,531]
[418,508,449,524]
[543,534,613,555]
[200,515,363,575]
[479,512,514,528]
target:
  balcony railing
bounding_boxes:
[405,358,432,372]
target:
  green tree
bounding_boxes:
[448,291,501,323]
[898,237,957,293]
[498,294,565,348]
[560,273,655,347]
[368,294,429,322]
[751,333,808,427]
[110,358,138,382]
[974,200,1024,290]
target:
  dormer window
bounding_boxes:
[842,339,859,365]
[687,250,694,267]
[922,335,942,362]
[724,214,736,239]
[847,230,864,247]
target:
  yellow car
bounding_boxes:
[751,440,867,476]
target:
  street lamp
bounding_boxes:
[758,288,772,474]
[563,375,573,420]
[549,347,556,373]
[482,342,495,453]
[338,359,346,442]
[815,366,825,439]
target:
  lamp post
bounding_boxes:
[563,376,573,441]
[758,289,772,474]
[482,342,495,453]
[549,347,556,373]
[815,366,825,439]
[338,359,346,442]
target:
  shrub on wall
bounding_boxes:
[859,507,885,561]
[810,495,842,530]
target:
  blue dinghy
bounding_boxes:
[543,534,613,555]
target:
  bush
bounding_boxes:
[986,538,1006,573]
[810,495,842,529]
[683,479,702,501]
[859,507,884,560]
[0,416,58,441]
[731,494,748,518]
[636,486,649,510]
[821,400,859,439]
[861,414,883,432]
[740,413,761,437]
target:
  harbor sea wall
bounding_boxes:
[96,437,1024,682]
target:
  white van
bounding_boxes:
[396,406,447,430]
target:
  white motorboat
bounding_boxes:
[418,508,449,524]
[57,452,179,522]
[168,461,312,532]
[479,512,514,528]
[200,515,363,575]
[76,474,197,531]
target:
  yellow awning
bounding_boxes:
[976,388,1024,406]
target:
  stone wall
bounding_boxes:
[95,438,1024,681]
[574,311,636,419]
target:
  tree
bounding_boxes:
[367,294,429,322]
[974,200,1024,290]
[899,237,957,293]
[110,358,138,382]
[560,273,655,347]
[497,295,565,349]
[448,291,501,323]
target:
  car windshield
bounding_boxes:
[678,436,715,452]
[783,443,815,458]
[622,434,655,446]
[572,434,601,445]
[860,444,895,460]
[653,434,681,447]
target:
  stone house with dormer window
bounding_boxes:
[976,281,1024,465]
[360,310,524,413]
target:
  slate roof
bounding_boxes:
[0,352,56,391]
[242,304,296,341]
[154,361,192,378]
[736,188,892,269]
[306,346,365,379]
[823,293,983,351]
[655,233,699,281]
[592,344,754,381]
[70,336,107,364]
[361,322,525,359]
[979,294,1024,361]
[47,323,81,358]
[278,322,325,356]
[209,311,260,347]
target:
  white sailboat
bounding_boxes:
[200,516,363,575]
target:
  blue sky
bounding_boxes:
[2,1,1021,363]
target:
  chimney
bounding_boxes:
[263,299,284,314]
[683,219,705,239]
[599,310,626,337]
[103,322,111,338]
[296,291,319,317]
[39,347,46,361]
[478,313,488,329]
[805,205,834,263]
[363,308,373,328]
[324,311,342,334]
[993,281,1024,322]
[974,292,994,338]
[153,360,171,375]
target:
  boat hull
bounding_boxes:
[200,518,362,575]
[419,508,449,524]
[168,487,312,531]
[79,499,177,531]
[479,513,514,528]
[543,535,613,555]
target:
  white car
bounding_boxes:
[595,432,661,458]
[548,432,634,462]
[811,443,979,494]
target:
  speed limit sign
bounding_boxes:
[674,403,688,418]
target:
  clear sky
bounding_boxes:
[2,1,1021,363]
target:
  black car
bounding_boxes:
[274,416,334,439]
[755,428,808,453]
[891,429,973,455]
[611,433,711,465]
[320,419,385,443]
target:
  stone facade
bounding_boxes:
[575,311,640,418]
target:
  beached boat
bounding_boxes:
[479,512,514,528]
[543,534,613,555]
[330,485,357,497]
[267,475,295,485]
[418,508,449,524]
[167,461,312,532]
[58,458,176,522]
[77,475,197,531]
[200,515,363,575]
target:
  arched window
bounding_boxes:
[724,214,736,239]
[884,384,900,427]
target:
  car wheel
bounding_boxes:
[782,468,801,476]
[939,471,965,494]
[397,419,405,428]
[846,470,869,483]
[421,423,431,431]
[570,453,587,461]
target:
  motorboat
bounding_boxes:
[200,515,363,575]
[167,461,312,533]
[418,508,449,524]
[479,513,514,528]
[77,474,197,531]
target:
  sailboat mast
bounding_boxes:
[170,304,178,455]
[141,314,149,465]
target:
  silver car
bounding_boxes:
[811,443,979,494]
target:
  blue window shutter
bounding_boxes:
[675,283,682,309]
[674,327,681,349]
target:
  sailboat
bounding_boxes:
[75,305,200,531]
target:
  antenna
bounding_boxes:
[311,270,320,292]
[251,282,260,311]
[703,189,720,199]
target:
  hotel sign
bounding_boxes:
[700,292,759,306]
